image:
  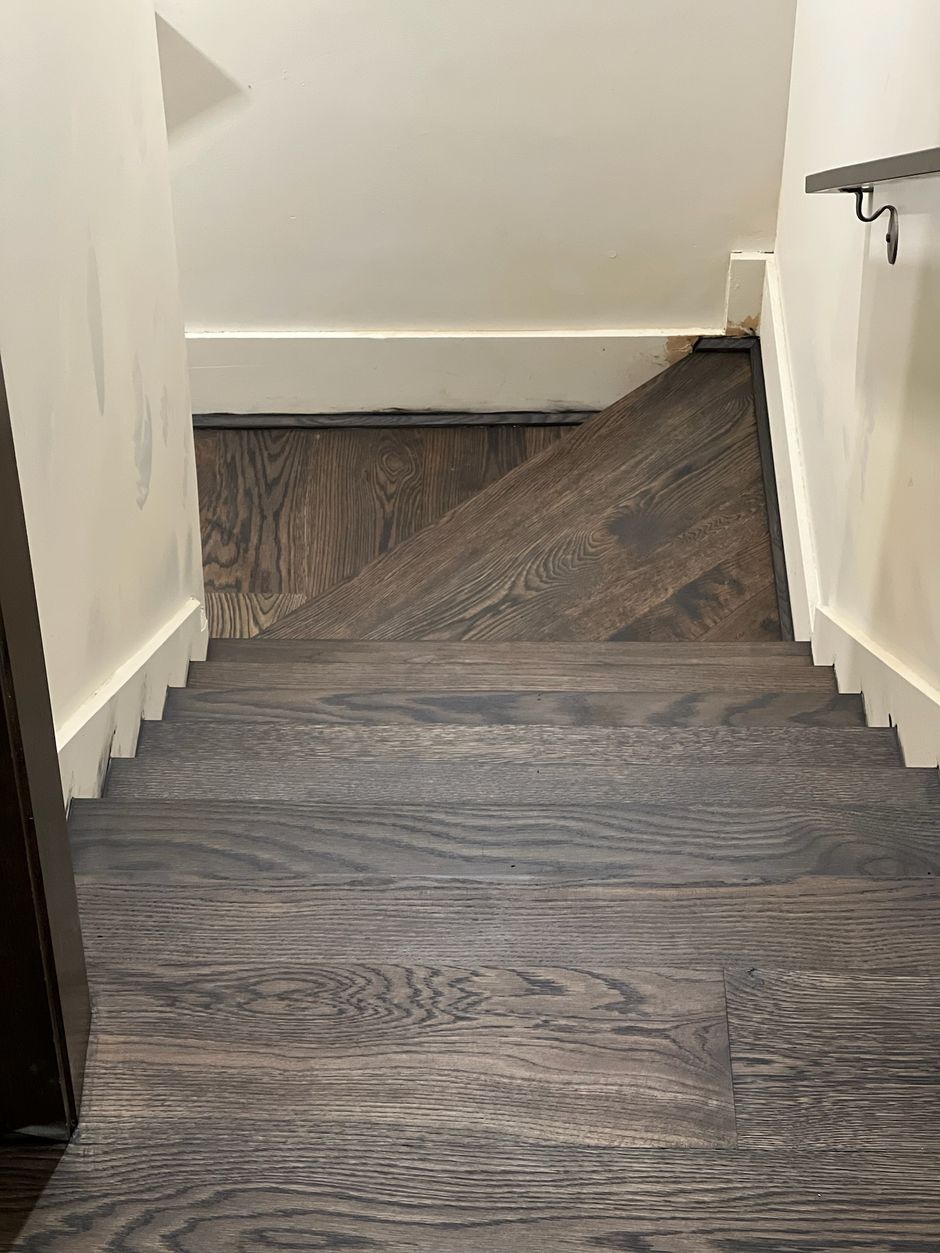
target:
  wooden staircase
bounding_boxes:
[7,348,940,1247]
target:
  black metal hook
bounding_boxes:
[851,188,899,264]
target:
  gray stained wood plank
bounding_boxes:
[726,967,940,1149]
[105,756,936,806]
[204,591,306,638]
[262,353,784,642]
[186,659,837,692]
[164,685,866,729]
[124,720,901,774]
[68,799,940,883]
[82,965,736,1149]
[76,877,940,974]
[195,427,309,595]
[195,425,564,614]
[5,1134,938,1251]
[205,638,814,663]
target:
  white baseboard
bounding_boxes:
[758,260,820,640]
[56,597,208,803]
[813,607,940,767]
[185,328,718,414]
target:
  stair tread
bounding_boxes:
[8,1127,939,1250]
[129,720,899,769]
[70,798,940,884]
[166,686,865,728]
[76,875,940,973]
[187,660,837,693]
[207,639,813,663]
[106,756,933,806]
[259,354,782,642]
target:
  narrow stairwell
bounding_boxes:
[7,348,939,1247]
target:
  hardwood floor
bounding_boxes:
[196,425,565,637]
[3,356,938,1249]
[261,353,784,641]
[196,353,783,642]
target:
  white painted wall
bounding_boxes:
[157,0,796,411]
[0,0,207,800]
[761,0,940,764]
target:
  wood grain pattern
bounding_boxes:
[165,685,866,729]
[187,659,838,692]
[727,967,940,1148]
[124,720,902,776]
[195,426,565,626]
[206,638,813,663]
[195,428,309,595]
[6,1135,938,1251]
[76,877,940,974]
[68,799,940,883]
[204,592,306,638]
[107,754,930,807]
[263,354,783,641]
[84,964,736,1148]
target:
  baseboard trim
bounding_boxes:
[55,598,208,803]
[757,259,821,640]
[185,328,716,414]
[813,607,940,767]
[193,410,594,430]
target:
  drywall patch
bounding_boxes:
[132,358,153,507]
[663,335,695,365]
[86,247,106,414]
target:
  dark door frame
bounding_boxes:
[0,355,90,1140]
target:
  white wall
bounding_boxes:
[157,0,796,411]
[762,0,940,764]
[0,0,207,800]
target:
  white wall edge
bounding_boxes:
[185,327,722,414]
[813,606,940,768]
[758,258,820,639]
[56,597,209,804]
[725,251,770,333]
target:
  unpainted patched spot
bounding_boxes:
[132,359,153,508]
[663,335,695,365]
[727,314,759,336]
[86,248,106,414]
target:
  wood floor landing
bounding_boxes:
[196,352,784,642]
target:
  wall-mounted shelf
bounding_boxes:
[805,146,940,264]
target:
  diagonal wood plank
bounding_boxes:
[262,353,781,641]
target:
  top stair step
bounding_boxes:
[206,639,813,664]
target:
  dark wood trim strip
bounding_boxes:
[694,336,793,639]
[192,410,594,430]
[693,335,758,353]
[0,359,90,1140]
[748,341,793,640]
